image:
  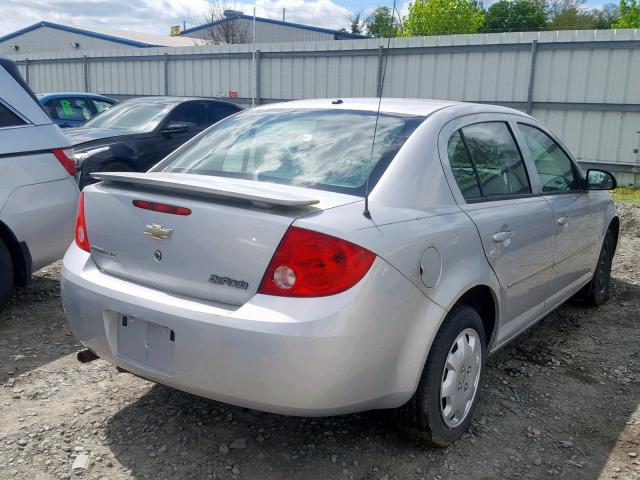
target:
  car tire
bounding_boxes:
[79,161,132,189]
[579,230,615,307]
[0,239,13,312]
[395,305,486,447]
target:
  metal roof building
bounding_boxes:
[181,13,365,44]
[0,21,200,56]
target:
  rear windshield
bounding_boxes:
[84,102,173,132]
[153,109,423,196]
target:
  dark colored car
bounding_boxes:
[37,92,117,128]
[66,97,242,188]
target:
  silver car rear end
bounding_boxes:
[60,101,458,414]
[62,178,446,414]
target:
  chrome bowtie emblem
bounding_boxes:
[154,250,163,261]
[144,223,173,240]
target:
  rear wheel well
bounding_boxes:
[453,286,497,347]
[80,157,134,188]
[0,220,30,286]
[103,158,134,170]
[83,156,134,175]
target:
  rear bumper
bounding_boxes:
[61,243,447,415]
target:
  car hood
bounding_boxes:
[65,127,134,147]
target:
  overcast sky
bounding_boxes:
[1,0,374,36]
[1,0,604,37]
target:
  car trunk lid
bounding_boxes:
[65,127,128,147]
[83,172,359,305]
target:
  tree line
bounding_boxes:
[342,0,640,37]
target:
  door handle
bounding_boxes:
[557,216,569,226]
[492,230,514,243]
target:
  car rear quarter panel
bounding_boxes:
[0,150,71,202]
[0,125,74,218]
[1,177,78,270]
[294,112,502,348]
[295,202,500,338]
[0,123,73,237]
[0,124,69,157]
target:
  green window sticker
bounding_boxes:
[60,99,74,117]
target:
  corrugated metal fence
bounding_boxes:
[12,29,640,184]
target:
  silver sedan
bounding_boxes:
[61,98,618,446]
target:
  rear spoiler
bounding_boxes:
[91,172,321,208]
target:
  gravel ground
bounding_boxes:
[1,202,639,480]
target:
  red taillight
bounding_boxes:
[132,200,191,216]
[258,227,375,297]
[52,148,76,175]
[75,192,90,252]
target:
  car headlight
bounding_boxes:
[74,146,110,163]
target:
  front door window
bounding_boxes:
[518,124,580,192]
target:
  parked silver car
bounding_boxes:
[61,98,618,446]
[0,56,79,310]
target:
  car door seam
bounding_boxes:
[507,263,554,289]
[552,239,598,266]
[456,206,503,290]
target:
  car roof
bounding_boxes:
[254,98,528,118]
[120,96,235,105]
[121,96,241,107]
[37,92,115,101]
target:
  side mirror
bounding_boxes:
[586,169,617,191]
[161,122,189,136]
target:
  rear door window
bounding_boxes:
[49,97,93,122]
[518,124,580,193]
[448,131,482,200]
[0,102,25,128]
[457,122,531,199]
[167,102,209,128]
[92,99,114,113]
[209,103,240,123]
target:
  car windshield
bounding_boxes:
[154,109,423,195]
[83,102,174,132]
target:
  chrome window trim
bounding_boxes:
[437,112,541,208]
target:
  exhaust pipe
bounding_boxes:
[77,349,99,363]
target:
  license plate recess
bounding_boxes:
[117,315,175,373]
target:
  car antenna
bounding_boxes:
[363,0,398,220]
